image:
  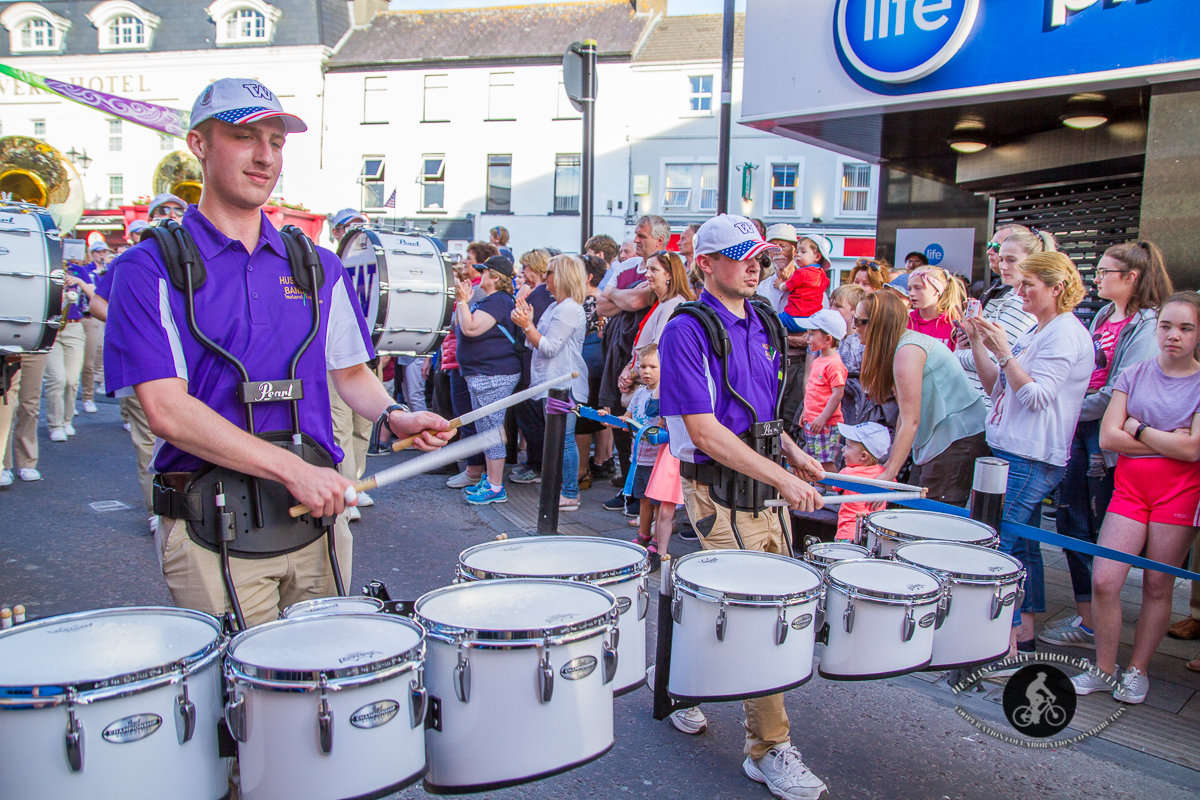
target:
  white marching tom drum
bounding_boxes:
[820,559,943,680]
[456,536,650,694]
[337,228,453,356]
[0,202,63,353]
[669,550,823,702]
[804,541,870,573]
[862,509,997,558]
[893,541,1025,669]
[0,607,226,800]
[415,579,618,793]
[224,613,427,800]
[280,596,384,619]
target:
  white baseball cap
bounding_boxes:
[807,308,847,341]
[190,78,307,133]
[837,422,892,461]
[331,208,368,228]
[694,214,781,261]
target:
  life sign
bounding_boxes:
[836,0,980,83]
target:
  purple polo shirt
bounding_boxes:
[66,262,101,320]
[103,207,373,473]
[659,289,781,464]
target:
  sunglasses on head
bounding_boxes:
[857,259,881,271]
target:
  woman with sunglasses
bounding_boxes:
[848,257,890,292]
[1038,240,1174,650]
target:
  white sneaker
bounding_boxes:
[18,468,41,482]
[49,428,67,442]
[83,400,98,413]
[0,470,11,487]
[123,422,132,432]
[744,744,828,800]
[1114,666,1149,704]
[64,423,76,436]
[355,491,375,508]
[1070,664,1116,695]
[446,470,476,489]
[668,706,708,735]
[346,506,362,522]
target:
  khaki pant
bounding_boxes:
[330,376,373,481]
[122,395,156,513]
[45,321,86,430]
[80,317,105,402]
[3,353,46,470]
[0,364,19,468]
[681,477,792,761]
[157,514,353,628]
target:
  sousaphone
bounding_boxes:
[154,150,202,205]
[0,135,84,232]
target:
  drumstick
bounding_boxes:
[390,371,579,452]
[289,427,504,517]
[818,471,924,493]
[765,492,924,508]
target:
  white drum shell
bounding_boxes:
[804,542,870,572]
[280,596,384,618]
[0,204,62,352]
[863,510,997,558]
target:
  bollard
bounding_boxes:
[536,387,569,536]
[969,456,1008,536]
[12,605,24,625]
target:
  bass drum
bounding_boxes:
[0,201,63,352]
[337,228,453,356]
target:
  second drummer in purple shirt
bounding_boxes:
[658,214,827,799]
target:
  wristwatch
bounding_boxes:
[997,355,1014,369]
[1134,422,1149,441]
[381,403,406,437]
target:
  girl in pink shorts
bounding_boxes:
[1077,292,1200,704]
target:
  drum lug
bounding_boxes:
[602,637,619,685]
[637,582,649,621]
[317,675,334,755]
[453,649,472,704]
[671,591,683,625]
[775,606,788,646]
[715,602,728,642]
[225,692,248,743]
[990,586,1004,620]
[609,623,620,652]
[902,605,916,642]
[64,689,83,773]
[409,670,427,730]
[843,601,855,634]
[175,676,196,745]
[537,646,554,704]
[936,593,950,630]
[855,513,863,546]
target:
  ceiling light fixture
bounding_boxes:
[1061,93,1108,130]
[949,137,987,153]
[1061,114,1108,130]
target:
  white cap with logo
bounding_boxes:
[836,422,892,461]
[806,308,847,341]
[189,78,307,134]
[695,214,781,261]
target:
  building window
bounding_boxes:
[1,5,70,54]
[421,155,445,211]
[488,72,516,121]
[159,133,173,150]
[109,175,124,207]
[486,154,511,213]
[206,0,281,46]
[229,9,263,39]
[110,15,143,45]
[688,76,713,113]
[87,1,160,50]
[771,164,799,212]
[360,156,385,209]
[554,154,580,214]
[109,119,123,152]
[663,165,692,212]
[839,161,874,216]
[555,71,581,120]
[699,164,719,211]
[363,76,387,124]
[661,163,718,213]
[423,74,449,122]
[32,119,46,137]
[23,18,53,48]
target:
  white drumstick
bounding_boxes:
[766,492,923,508]
[344,486,358,506]
[818,471,924,493]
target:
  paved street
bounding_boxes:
[2,399,1198,800]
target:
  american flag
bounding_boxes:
[384,189,396,208]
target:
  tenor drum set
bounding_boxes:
[0,506,1022,799]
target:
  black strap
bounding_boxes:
[279,224,325,296]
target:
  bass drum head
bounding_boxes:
[280,596,385,618]
[804,542,869,568]
[867,509,996,546]
[893,541,1023,582]
[0,606,219,687]
[674,550,821,598]
[229,614,422,673]
[827,559,941,601]
[458,536,647,583]
[0,205,61,352]
[416,579,615,635]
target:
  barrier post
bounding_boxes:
[536,388,569,535]
[969,457,1008,533]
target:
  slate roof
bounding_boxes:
[633,12,743,63]
[0,0,349,57]
[327,1,650,69]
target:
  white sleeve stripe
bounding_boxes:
[326,277,371,370]
[158,278,188,381]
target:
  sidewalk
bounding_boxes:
[467,471,1200,771]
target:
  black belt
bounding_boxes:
[679,461,718,484]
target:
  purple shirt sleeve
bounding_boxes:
[659,317,714,418]
[103,244,187,397]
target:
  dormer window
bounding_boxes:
[87,1,160,51]
[0,3,71,54]
[207,0,281,46]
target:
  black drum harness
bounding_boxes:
[144,220,346,630]
[671,297,793,553]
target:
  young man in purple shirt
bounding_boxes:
[103,79,451,626]
[658,214,827,800]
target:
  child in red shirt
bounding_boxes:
[780,236,831,332]
[833,422,892,540]
[802,310,848,471]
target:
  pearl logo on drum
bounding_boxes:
[790,613,813,631]
[918,612,937,628]
[560,656,598,681]
[102,713,162,744]
[349,700,401,729]
[338,650,383,664]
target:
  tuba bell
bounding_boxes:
[0,135,84,232]
[154,150,202,205]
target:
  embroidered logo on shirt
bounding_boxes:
[279,275,312,301]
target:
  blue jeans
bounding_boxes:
[992,449,1067,625]
[561,409,579,499]
[1054,419,1115,603]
